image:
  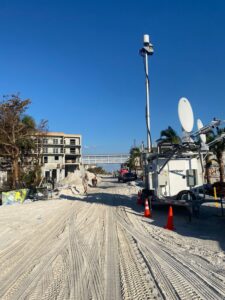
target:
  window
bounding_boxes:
[60,147,64,153]
[45,171,50,179]
[43,138,48,144]
[70,148,75,154]
[53,148,59,154]
[60,138,63,144]
[53,138,58,144]
[70,139,76,145]
[55,156,59,160]
[43,147,48,153]
[44,156,48,163]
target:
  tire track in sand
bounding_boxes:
[104,204,121,300]
[0,203,73,299]
[118,224,163,300]
[68,203,105,300]
[116,208,225,300]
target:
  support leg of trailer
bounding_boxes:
[192,200,200,218]
[148,196,152,212]
[187,205,192,222]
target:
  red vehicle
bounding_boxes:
[119,168,129,176]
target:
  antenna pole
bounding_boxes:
[144,52,151,152]
[139,34,154,190]
[140,35,154,153]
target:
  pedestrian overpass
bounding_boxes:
[82,154,129,165]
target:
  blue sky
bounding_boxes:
[0,0,225,154]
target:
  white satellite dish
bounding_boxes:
[197,119,206,143]
[178,97,194,133]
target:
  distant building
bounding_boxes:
[39,132,82,182]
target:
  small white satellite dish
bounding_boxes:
[178,97,194,133]
[197,119,207,143]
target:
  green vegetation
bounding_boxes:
[160,126,181,144]
[126,147,141,172]
[0,94,47,189]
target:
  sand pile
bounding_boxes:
[60,169,101,186]
[54,169,101,198]
[60,170,83,186]
[54,185,85,199]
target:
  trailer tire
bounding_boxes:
[176,190,196,202]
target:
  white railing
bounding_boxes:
[82,154,129,164]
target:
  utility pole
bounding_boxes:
[139,34,154,189]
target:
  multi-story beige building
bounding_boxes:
[39,132,82,182]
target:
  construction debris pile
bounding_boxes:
[0,169,103,205]
[53,169,102,199]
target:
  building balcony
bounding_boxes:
[65,159,80,164]
[42,143,64,146]
[65,152,81,156]
[65,154,80,164]
[64,144,81,147]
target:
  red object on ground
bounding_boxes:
[144,198,151,217]
[164,206,175,230]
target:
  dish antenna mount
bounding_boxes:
[197,119,207,144]
[178,97,194,133]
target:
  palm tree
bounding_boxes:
[207,128,225,182]
[160,126,181,144]
[204,154,218,184]
[127,147,141,173]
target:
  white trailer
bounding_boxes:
[141,97,225,213]
[144,142,204,203]
[149,152,203,199]
[140,145,206,220]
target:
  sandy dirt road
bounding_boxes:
[0,177,225,300]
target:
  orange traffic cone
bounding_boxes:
[137,191,142,205]
[144,198,151,217]
[164,206,175,230]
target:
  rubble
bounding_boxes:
[53,169,102,198]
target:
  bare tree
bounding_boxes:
[0,94,47,189]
